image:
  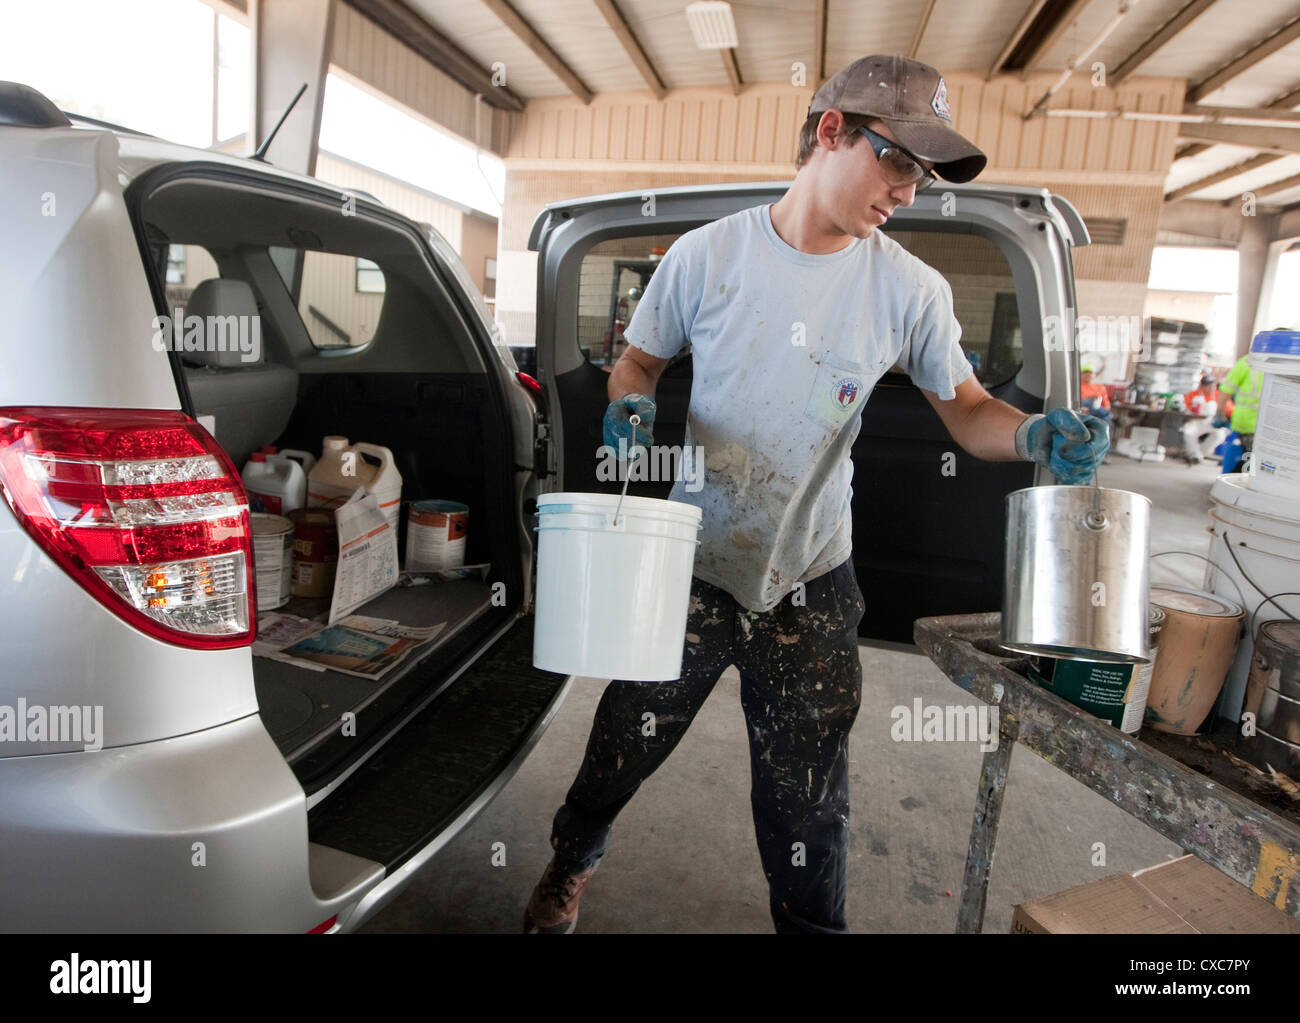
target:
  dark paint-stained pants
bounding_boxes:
[549,558,866,933]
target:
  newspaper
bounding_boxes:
[253,611,446,681]
[329,487,400,624]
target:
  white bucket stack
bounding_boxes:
[1208,331,1300,720]
[1245,331,1300,497]
[533,492,702,682]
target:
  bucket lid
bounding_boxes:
[251,512,293,534]
[411,499,468,514]
[538,492,703,522]
[1260,619,1300,649]
[289,508,334,526]
[1151,584,1241,618]
[1211,473,1300,525]
[1250,330,1300,358]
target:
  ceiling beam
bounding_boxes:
[1109,0,1218,85]
[343,0,525,111]
[988,0,1051,79]
[813,0,827,85]
[1251,170,1300,200]
[908,0,937,59]
[720,47,743,95]
[1165,153,1282,201]
[591,0,665,99]
[1177,123,1300,154]
[1190,103,1300,124]
[1016,0,1093,73]
[1185,103,1300,124]
[479,0,595,103]
[1174,80,1300,160]
[1187,14,1300,103]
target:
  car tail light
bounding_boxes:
[0,407,254,649]
[516,371,543,396]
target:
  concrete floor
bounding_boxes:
[363,455,1227,933]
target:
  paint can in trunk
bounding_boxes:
[405,500,468,571]
[1144,585,1243,734]
[250,513,293,610]
[1242,620,1300,773]
[1028,604,1166,734]
[289,507,338,598]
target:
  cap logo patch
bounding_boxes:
[931,77,951,121]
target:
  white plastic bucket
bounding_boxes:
[1245,331,1300,498]
[1206,474,1300,720]
[533,492,702,682]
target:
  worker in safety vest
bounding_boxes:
[1216,354,1264,473]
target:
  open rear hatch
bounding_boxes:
[531,184,1084,643]
[126,163,567,834]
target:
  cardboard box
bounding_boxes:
[1010,855,1300,934]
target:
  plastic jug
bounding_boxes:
[258,445,318,474]
[307,436,403,532]
[273,448,318,474]
[242,452,307,515]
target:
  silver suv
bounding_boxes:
[0,83,567,932]
[0,82,1084,932]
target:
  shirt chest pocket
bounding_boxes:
[802,351,878,432]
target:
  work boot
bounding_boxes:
[523,857,598,934]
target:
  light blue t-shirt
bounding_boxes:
[624,203,972,612]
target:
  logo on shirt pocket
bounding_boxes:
[803,351,871,432]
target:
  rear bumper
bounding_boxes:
[0,713,381,932]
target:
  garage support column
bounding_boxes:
[249,0,336,176]
[1234,210,1279,360]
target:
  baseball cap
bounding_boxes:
[809,55,987,183]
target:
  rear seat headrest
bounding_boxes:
[184,279,262,369]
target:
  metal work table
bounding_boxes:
[914,612,1300,933]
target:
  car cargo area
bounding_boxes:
[129,168,536,793]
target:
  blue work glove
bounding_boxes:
[602,393,656,460]
[1016,407,1110,485]
[1212,414,1229,429]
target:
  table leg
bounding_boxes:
[956,713,1020,934]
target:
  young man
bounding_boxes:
[524,55,1109,934]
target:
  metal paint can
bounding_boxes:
[405,500,468,571]
[289,507,338,598]
[1002,485,1153,664]
[1028,604,1165,734]
[250,513,293,610]
[1242,619,1300,773]
[1145,585,1243,734]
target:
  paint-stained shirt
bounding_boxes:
[623,203,972,612]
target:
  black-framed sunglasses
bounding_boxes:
[854,125,936,192]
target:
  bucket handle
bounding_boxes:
[1248,593,1300,641]
[1149,549,1247,614]
[1216,527,1300,638]
[612,413,641,528]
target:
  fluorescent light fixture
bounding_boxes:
[686,1,738,50]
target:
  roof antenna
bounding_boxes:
[251,82,308,162]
